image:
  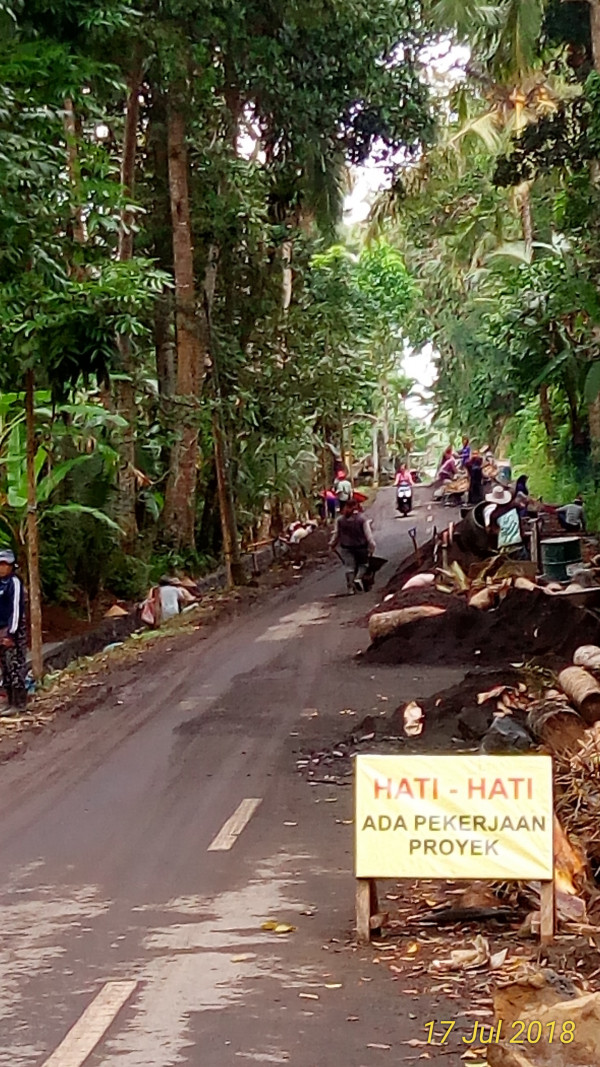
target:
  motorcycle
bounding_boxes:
[396,481,413,516]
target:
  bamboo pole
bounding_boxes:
[204,288,246,588]
[25,370,43,680]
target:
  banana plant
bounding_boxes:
[0,392,124,556]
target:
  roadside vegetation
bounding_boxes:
[0,0,435,671]
[5,0,600,670]
[375,1,600,518]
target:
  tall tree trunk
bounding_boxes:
[204,261,246,587]
[589,392,600,465]
[539,384,555,445]
[155,292,175,398]
[115,55,143,549]
[565,377,587,455]
[162,105,204,549]
[515,180,533,255]
[63,97,86,246]
[198,464,221,557]
[591,0,600,70]
[587,1,600,464]
[147,87,176,481]
[212,408,245,586]
[372,422,379,487]
[281,240,293,311]
[25,371,43,681]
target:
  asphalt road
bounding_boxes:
[0,487,467,1067]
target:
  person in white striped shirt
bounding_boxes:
[0,549,27,711]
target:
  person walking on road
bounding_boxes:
[0,549,27,711]
[330,498,376,594]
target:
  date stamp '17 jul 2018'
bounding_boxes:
[424,1019,576,1046]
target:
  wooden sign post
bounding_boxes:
[355,754,555,946]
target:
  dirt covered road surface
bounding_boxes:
[0,487,481,1067]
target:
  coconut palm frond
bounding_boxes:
[302,145,346,240]
[492,0,544,80]
[446,111,503,152]
[483,239,533,264]
[431,0,504,38]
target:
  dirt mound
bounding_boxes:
[407,668,528,747]
[364,588,600,669]
[371,585,455,614]
[289,527,331,559]
[378,526,491,600]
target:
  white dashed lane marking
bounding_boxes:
[41,980,138,1067]
[207,798,262,851]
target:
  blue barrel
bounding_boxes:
[541,537,582,582]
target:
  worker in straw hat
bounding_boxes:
[0,549,27,712]
[484,485,528,560]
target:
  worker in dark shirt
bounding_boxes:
[465,452,484,505]
[330,498,376,594]
[0,549,27,711]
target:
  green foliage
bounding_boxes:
[0,0,435,615]
[148,547,216,586]
[106,550,150,601]
[507,396,600,530]
[379,0,600,483]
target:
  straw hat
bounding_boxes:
[485,485,512,506]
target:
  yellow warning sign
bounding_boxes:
[355,754,553,880]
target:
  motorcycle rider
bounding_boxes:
[394,464,413,487]
[394,464,414,513]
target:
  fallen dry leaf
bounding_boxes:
[477,685,507,705]
[428,935,489,975]
[403,701,424,737]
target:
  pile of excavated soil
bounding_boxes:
[402,668,529,747]
[364,587,600,668]
[371,585,458,615]
[379,536,488,598]
[289,526,331,559]
[295,670,529,771]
